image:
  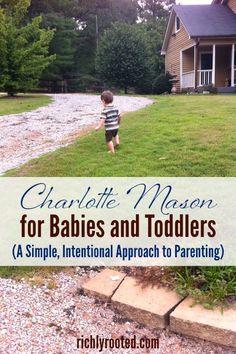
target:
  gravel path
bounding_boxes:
[0,94,152,174]
[0,268,235,354]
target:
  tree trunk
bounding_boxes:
[124,86,128,94]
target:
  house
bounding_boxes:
[161,0,236,92]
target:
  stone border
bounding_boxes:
[82,269,236,349]
[112,276,183,329]
[170,297,236,349]
[82,268,126,302]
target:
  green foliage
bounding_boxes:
[134,20,167,92]
[0,0,31,23]
[28,0,139,90]
[141,20,166,74]
[77,0,138,30]
[96,23,153,93]
[28,1,81,88]
[0,0,55,95]
[40,14,78,83]
[174,267,236,308]
[0,10,7,87]
[138,0,175,21]
[25,0,174,92]
[75,0,138,78]
[28,0,79,18]
[152,72,173,94]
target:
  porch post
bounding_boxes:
[194,44,198,89]
[212,44,216,86]
[231,43,235,87]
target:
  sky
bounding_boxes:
[178,0,212,4]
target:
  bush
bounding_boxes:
[135,75,153,94]
[198,84,217,94]
[152,72,173,94]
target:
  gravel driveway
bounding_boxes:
[0,94,152,174]
[0,268,234,354]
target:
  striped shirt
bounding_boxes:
[100,104,120,131]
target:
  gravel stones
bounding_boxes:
[0,94,153,174]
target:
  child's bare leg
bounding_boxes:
[107,141,115,153]
[114,134,120,147]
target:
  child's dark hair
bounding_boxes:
[101,90,113,104]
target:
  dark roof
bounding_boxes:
[174,4,236,37]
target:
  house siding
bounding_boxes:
[165,19,195,91]
[228,0,236,13]
[182,47,194,73]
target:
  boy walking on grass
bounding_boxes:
[95,90,121,153]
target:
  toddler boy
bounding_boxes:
[95,91,121,153]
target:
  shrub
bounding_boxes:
[152,72,173,94]
[198,84,217,94]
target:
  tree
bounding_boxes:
[40,14,78,87]
[28,0,81,90]
[75,0,138,76]
[139,19,166,77]
[0,10,7,89]
[138,0,175,22]
[96,23,153,94]
[27,0,79,18]
[27,0,139,91]
[135,0,176,89]
[0,0,55,95]
[76,0,138,29]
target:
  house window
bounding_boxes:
[175,16,180,32]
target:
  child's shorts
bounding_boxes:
[105,129,118,142]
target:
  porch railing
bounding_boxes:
[182,71,194,88]
[199,70,212,86]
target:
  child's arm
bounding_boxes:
[95,118,105,131]
[118,114,121,124]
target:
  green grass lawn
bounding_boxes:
[0,94,52,116]
[6,94,236,177]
